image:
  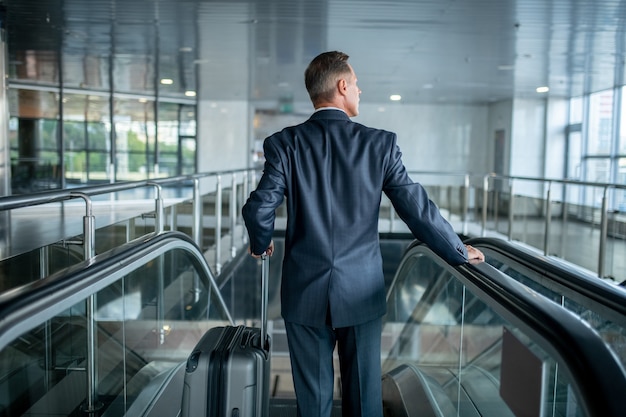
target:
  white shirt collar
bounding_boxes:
[314,106,346,114]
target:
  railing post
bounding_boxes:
[447,186,452,217]
[482,175,489,236]
[598,186,609,278]
[462,174,469,235]
[149,182,164,234]
[507,180,514,240]
[215,175,223,275]
[126,218,135,242]
[169,204,177,231]
[157,254,166,344]
[242,170,249,245]
[494,189,499,231]
[40,246,53,392]
[70,192,102,413]
[192,178,202,248]
[71,192,96,260]
[230,173,237,258]
[544,182,552,256]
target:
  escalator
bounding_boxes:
[467,236,626,369]
[0,231,233,416]
[381,241,626,416]
[1,232,625,416]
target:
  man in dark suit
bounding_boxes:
[242,51,484,417]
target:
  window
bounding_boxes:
[587,90,614,156]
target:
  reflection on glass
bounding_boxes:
[384,251,587,416]
[9,50,59,84]
[115,98,154,181]
[587,90,613,156]
[0,247,229,415]
[8,89,62,192]
[569,96,583,125]
[157,103,181,178]
[62,93,112,184]
[489,255,626,367]
[618,158,626,209]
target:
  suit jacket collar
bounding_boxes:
[309,109,351,122]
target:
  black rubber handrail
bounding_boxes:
[387,242,626,417]
[466,236,626,319]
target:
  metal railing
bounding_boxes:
[0,168,256,276]
[0,169,626,280]
[2,168,624,280]
[399,171,626,280]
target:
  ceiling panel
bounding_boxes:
[3,0,626,106]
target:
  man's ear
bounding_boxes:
[337,78,348,96]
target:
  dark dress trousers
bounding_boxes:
[243,109,468,329]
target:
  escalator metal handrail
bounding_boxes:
[466,236,626,319]
[0,231,235,351]
[386,243,626,417]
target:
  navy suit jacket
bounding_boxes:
[242,109,468,328]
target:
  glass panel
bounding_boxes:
[583,158,610,187]
[179,104,197,175]
[115,98,155,181]
[62,93,112,184]
[487,255,626,369]
[62,53,110,91]
[181,138,197,175]
[618,158,626,206]
[570,96,583,124]
[621,87,626,155]
[8,50,59,84]
[587,90,614,155]
[0,245,84,291]
[0,246,229,415]
[384,252,588,416]
[157,103,180,178]
[567,131,583,180]
[179,105,196,137]
[8,89,62,193]
[113,21,156,95]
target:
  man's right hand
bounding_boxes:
[465,245,485,265]
[249,240,274,258]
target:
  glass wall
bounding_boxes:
[8,89,62,193]
[568,88,626,211]
[8,88,196,190]
[63,93,111,184]
[6,1,198,194]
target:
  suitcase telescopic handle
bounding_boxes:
[260,252,269,351]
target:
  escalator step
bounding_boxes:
[269,398,342,416]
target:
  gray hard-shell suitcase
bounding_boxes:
[181,254,271,417]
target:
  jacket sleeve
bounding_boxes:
[382,137,468,265]
[242,138,286,255]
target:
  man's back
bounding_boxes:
[265,109,394,328]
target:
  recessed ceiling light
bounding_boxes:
[390,94,402,101]
[185,90,196,97]
[536,86,549,93]
[160,78,174,85]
